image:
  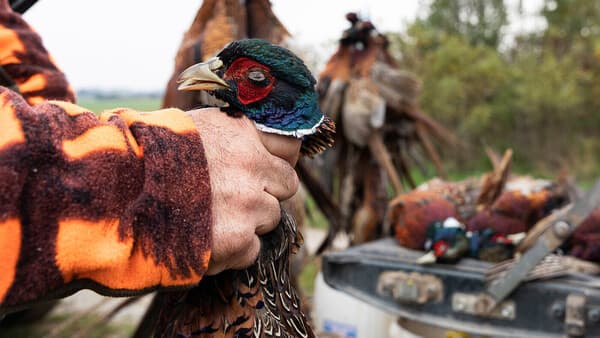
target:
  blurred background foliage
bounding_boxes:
[388,0,600,182]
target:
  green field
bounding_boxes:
[77,97,162,114]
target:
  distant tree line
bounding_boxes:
[390,0,600,180]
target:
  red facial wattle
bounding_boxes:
[224,57,276,105]
[433,240,449,257]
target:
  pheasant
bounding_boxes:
[314,13,456,252]
[178,38,335,156]
[162,0,290,111]
[146,39,334,338]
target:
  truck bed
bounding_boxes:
[322,239,600,337]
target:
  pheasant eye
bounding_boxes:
[248,70,267,82]
[228,58,276,104]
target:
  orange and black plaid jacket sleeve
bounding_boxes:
[0,88,212,313]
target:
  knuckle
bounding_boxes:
[267,199,282,223]
[224,223,255,255]
[232,236,261,270]
[287,170,300,194]
[256,200,281,235]
[278,166,300,200]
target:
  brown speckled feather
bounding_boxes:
[151,212,315,338]
[301,115,336,157]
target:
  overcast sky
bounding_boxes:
[23,1,544,92]
[23,1,421,92]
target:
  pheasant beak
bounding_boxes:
[177,57,231,91]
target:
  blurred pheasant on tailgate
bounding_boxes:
[146,39,334,338]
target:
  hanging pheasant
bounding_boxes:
[314,13,456,251]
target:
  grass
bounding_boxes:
[299,258,320,297]
[304,193,329,230]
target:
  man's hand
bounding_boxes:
[187,108,301,275]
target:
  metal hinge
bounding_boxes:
[377,271,443,305]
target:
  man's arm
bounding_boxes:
[0,87,211,311]
[0,87,299,313]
